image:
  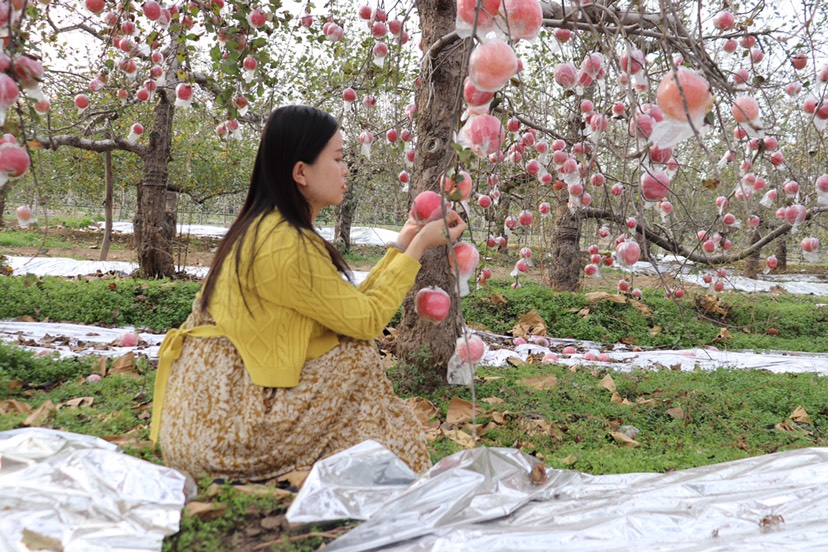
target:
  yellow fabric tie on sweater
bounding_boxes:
[150,324,225,444]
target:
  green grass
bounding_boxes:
[2,341,827,548]
[463,280,828,352]
[55,215,105,229]
[343,245,385,264]
[0,276,200,331]
[0,228,75,249]
[412,363,828,474]
[2,274,828,548]
[2,275,826,351]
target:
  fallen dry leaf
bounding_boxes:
[491,411,507,424]
[0,399,32,414]
[59,396,95,409]
[278,470,309,490]
[648,326,662,336]
[695,294,729,317]
[96,356,107,376]
[21,529,63,552]
[507,356,526,367]
[482,376,502,382]
[23,400,56,427]
[518,417,564,441]
[260,515,288,531]
[110,352,140,377]
[714,328,733,342]
[441,427,476,448]
[464,422,486,435]
[610,391,631,405]
[600,374,617,393]
[629,299,652,317]
[424,427,441,442]
[560,454,578,465]
[482,292,508,305]
[184,501,227,521]
[775,421,797,433]
[511,308,547,338]
[577,307,591,317]
[446,397,476,424]
[519,374,558,390]
[479,396,504,405]
[610,431,641,447]
[791,405,812,424]
[406,397,440,428]
[585,291,627,304]
[666,407,685,420]
[528,461,548,486]
[481,421,500,434]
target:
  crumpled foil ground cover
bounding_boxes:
[0,428,193,552]
[288,442,828,551]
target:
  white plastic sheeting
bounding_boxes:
[103,221,398,246]
[618,258,828,296]
[5,255,210,278]
[682,272,828,296]
[3,319,828,379]
[0,428,193,552]
[482,342,828,376]
[4,255,369,283]
[286,440,419,524]
[288,441,828,551]
[0,320,165,359]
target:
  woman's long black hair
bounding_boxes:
[199,105,352,313]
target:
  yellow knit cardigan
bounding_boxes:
[150,211,421,442]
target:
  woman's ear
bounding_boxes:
[293,161,308,187]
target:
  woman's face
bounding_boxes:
[295,130,350,219]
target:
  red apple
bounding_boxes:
[415,286,451,322]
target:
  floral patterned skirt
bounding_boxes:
[158,310,432,482]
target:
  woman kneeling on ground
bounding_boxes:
[149,105,466,481]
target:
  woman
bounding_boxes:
[149,105,466,482]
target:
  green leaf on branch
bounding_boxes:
[452,143,474,166]
[146,31,158,45]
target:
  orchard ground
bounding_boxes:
[2,220,828,551]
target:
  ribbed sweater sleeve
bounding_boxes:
[356,247,403,293]
[257,231,421,341]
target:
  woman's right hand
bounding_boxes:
[404,210,467,262]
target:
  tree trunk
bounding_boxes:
[134,90,176,278]
[99,151,113,261]
[544,107,584,291]
[775,237,787,271]
[743,227,762,279]
[334,149,358,252]
[0,186,5,228]
[545,201,583,290]
[395,0,465,390]
[333,184,356,252]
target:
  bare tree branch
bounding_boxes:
[31,133,147,156]
[581,206,828,265]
